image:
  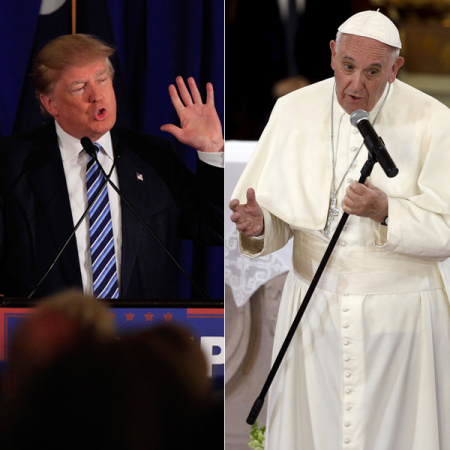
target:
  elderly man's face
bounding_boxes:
[330,34,404,115]
[40,59,117,141]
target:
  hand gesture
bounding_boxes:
[229,188,264,237]
[161,76,224,153]
[342,180,388,223]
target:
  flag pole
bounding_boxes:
[72,0,76,34]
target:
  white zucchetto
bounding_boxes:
[338,10,402,49]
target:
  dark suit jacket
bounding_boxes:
[0,122,223,299]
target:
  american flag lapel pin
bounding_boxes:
[136,172,144,181]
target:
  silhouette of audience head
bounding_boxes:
[1,291,220,449]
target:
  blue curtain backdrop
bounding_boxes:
[0,0,224,299]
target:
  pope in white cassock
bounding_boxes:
[230,10,450,450]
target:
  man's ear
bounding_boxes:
[388,56,404,84]
[330,40,337,71]
[40,94,58,118]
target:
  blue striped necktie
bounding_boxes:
[86,143,119,298]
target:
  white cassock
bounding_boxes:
[232,78,450,450]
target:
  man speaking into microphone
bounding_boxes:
[0,34,223,299]
[230,10,450,450]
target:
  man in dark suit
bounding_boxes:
[0,34,223,299]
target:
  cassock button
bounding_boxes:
[344,422,351,427]
[345,405,352,411]
[344,340,351,345]
[344,356,350,362]
[347,178,352,183]
[343,323,350,329]
[343,306,349,311]
[345,439,351,444]
[346,388,352,394]
[341,241,347,246]
[345,372,352,378]
[352,128,359,134]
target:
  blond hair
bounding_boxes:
[33,34,115,115]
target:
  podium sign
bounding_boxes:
[0,303,224,382]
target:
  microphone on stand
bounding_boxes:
[350,109,399,178]
[80,137,211,301]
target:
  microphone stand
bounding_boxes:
[247,152,389,425]
[26,162,117,298]
[82,139,211,301]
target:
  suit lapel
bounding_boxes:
[113,134,146,297]
[27,124,83,287]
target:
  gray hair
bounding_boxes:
[335,31,400,61]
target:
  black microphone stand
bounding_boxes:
[81,138,211,301]
[26,161,118,298]
[247,151,393,425]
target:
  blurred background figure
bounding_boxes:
[2,290,115,403]
[226,0,353,140]
[0,291,221,449]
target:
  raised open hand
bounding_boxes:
[161,76,224,153]
[229,188,264,237]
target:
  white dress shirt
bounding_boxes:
[56,123,121,296]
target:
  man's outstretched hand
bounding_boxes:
[229,188,264,237]
[161,76,224,153]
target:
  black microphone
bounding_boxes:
[80,137,211,301]
[350,109,399,178]
[80,136,98,159]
